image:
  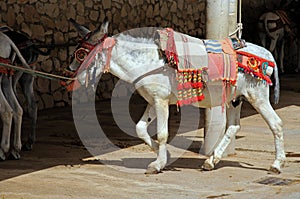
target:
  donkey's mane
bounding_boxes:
[115,33,156,44]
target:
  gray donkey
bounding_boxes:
[0,31,32,160]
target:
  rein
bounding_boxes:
[0,62,77,81]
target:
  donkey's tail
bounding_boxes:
[273,62,280,104]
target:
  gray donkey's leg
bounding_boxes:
[0,75,13,160]
[14,73,37,150]
[2,75,23,159]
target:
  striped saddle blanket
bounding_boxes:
[156,28,237,83]
[155,28,238,106]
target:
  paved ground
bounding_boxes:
[0,74,299,199]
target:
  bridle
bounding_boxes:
[63,33,115,91]
[68,33,108,77]
[74,33,108,65]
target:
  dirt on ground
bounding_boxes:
[0,74,299,199]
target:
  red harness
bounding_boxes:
[74,34,108,65]
[0,57,14,75]
[62,34,116,91]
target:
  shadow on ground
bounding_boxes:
[0,74,299,181]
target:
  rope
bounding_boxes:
[229,0,243,38]
[0,62,77,81]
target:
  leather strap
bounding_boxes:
[132,65,169,85]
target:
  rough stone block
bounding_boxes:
[103,0,112,10]
[7,7,16,27]
[44,3,59,18]
[53,91,63,101]
[41,59,53,73]
[31,24,45,40]
[41,94,54,109]
[37,78,50,93]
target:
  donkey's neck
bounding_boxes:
[0,34,11,58]
[109,38,165,84]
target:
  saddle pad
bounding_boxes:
[204,38,237,83]
[156,28,208,70]
[173,31,208,70]
[204,40,223,53]
[207,52,237,83]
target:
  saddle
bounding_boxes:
[155,28,274,106]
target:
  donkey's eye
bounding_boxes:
[69,54,74,63]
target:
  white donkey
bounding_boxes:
[258,11,288,73]
[0,31,31,160]
[258,10,300,73]
[68,19,285,174]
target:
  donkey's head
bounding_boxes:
[68,18,109,71]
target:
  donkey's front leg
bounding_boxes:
[136,104,158,151]
[0,76,13,161]
[202,103,242,171]
[145,98,169,174]
[3,76,23,159]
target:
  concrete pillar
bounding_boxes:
[229,0,239,36]
[226,0,239,154]
[200,0,238,156]
[205,0,230,39]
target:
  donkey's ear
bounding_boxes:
[89,18,109,43]
[69,18,91,38]
[100,17,109,34]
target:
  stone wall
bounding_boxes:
[0,0,206,110]
[1,0,296,110]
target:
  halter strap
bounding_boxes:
[79,34,108,51]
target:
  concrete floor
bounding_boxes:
[0,74,299,199]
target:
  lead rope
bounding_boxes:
[229,0,243,39]
[0,62,77,81]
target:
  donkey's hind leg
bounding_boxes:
[2,75,23,159]
[202,102,242,171]
[248,96,285,174]
[0,75,13,160]
[136,104,158,151]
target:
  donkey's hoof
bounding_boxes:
[8,150,21,160]
[268,166,281,174]
[22,142,33,151]
[202,160,214,171]
[0,149,6,161]
[145,167,161,175]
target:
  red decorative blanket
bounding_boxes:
[236,51,275,85]
[156,28,275,106]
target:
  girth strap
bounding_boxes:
[132,65,169,85]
